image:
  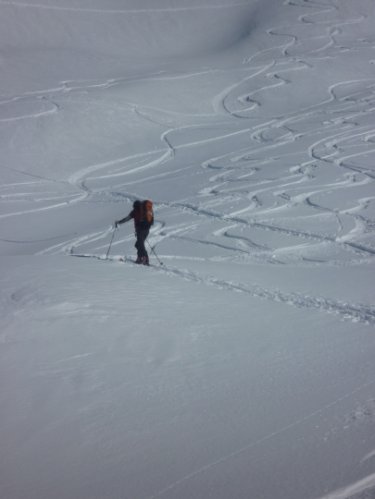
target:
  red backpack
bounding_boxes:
[142,200,154,225]
[134,200,154,226]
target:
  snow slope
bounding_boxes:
[1,1,375,498]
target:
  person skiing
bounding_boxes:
[115,200,154,265]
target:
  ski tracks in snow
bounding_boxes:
[68,252,375,326]
[159,264,375,325]
[2,0,375,328]
[316,472,375,499]
[1,2,375,499]
[49,0,375,329]
[146,375,375,499]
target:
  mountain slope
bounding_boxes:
[1,1,375,498]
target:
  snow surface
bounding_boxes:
[1,0,375,498]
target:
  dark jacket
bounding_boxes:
[116,209,153,231]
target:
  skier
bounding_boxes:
[115,200,154,265]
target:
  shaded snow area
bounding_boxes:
[1,0,375,498]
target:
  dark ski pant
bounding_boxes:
[135,228,149,262]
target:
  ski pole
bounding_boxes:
[147,240,163,266]
[106,227,117,259]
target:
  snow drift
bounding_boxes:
[0,0,258,59]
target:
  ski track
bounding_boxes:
[146,376,375,499]
[159,263,375,326]
[197,272,371,323]
[316,472,375,499]
[2,0,375,326]
[68,253,375,326]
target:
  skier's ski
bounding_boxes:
[70,253,154,267]
[70,253,122,262]
[118,256,152,267]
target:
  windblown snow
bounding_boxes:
[1,1,375,498]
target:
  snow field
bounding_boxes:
[1,0,375,498]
